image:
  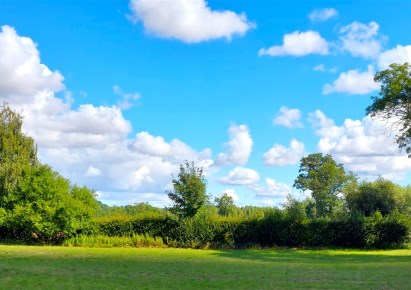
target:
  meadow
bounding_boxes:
[0,245,410,289]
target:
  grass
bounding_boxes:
[0,245,410,289]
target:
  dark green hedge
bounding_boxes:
[90,213,409,249]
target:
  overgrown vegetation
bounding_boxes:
[0,103,410,249]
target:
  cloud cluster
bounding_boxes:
[310,110,411,180]
[259,30,329,57]
[128,0,254,43]
[220,167,260,185]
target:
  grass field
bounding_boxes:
[0,245,410,289]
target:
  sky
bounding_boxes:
[1,0,411,207]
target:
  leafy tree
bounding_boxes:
[294,153,353,218]
[215,193,236,216]
[345,178,399,216]
[366,62,411,156]
[0,104,98,240]
[0,103,38,209]
[166,161,208,219]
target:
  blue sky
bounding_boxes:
[1,0,411,207]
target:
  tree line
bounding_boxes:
[1,63,411,248]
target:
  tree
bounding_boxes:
[0,103,38,209]
[215,193,235,216]
[293,153,353,218]
[166,161,208,219]
[345,178,399,216]
[366,62,411,156]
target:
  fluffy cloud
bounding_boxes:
[215,124,253,166]
[309,8,338,22]
[249,178,291,198]
[220,167,260,185]
[0,25,64,102]
[322,65,379,95]
[378,45,411,69]
[339,21,382,59]
[263,138,305,166]
[310,110,411,180]
[273,106,303,129]
[128,0,254,43]
[0,25,215,206]
[259,31,329,57]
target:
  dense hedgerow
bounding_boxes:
[89,211,409,249]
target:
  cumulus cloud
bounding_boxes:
[128,0,254,43]
[378,45,411,69]
[0,25,215,206]
[339,21,382,59]
[259,31,329,57]
[273,106,303,129]
[249,178,291,198]
[263,138,305,166]
[113,85,140,110]
[0,25,64,102]
[322,65,379,95]
[310,110,411,181]
[309,8,338,22]
[219,167,260,186]
[215,124,253,166]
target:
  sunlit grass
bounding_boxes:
[0,245,410,289]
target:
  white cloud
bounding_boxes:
[222,189,239,203]
[309,8,338,22]
[322,65,379,95]
[0,25,64,102]
[113,85,140,110]
[215,124,253,166]
[220,167,260,185]
[263,138,305,166]
[259,31,329,57]
[85,166,101,177]
[378,45,411,69]
[311,110,411,181]
[249,178,291,198]
[273,106,303,129]
[0,25,215,206]
[339,21,382,59]
[128,0,254,43]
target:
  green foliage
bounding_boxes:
[166,161,208,219]
[294,153,354,218]
[0,103,38,210]
[215,193,236,216]
[366,62,411,156]
[0,105,99,242]
[63,234,164,248]
[345,178,399,216]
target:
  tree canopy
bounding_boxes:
[293,153,353,218]
[166,161,208,219]
[366,62,411,155]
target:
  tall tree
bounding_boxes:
[167,161,208,219]
[0,103,38,209]
[294,153,353,218]
[215,193,235,216]
[366,62,411,155]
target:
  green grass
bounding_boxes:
[0,245,410,289]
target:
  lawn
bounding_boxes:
[0,245,410,289]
